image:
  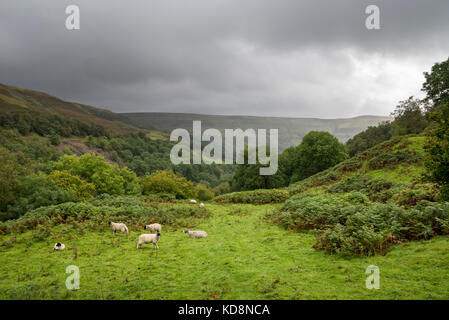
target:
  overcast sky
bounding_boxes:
[1,0,448,118]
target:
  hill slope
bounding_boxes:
[0,83,154,134]
[122,112,391,151]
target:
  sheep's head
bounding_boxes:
[144,225,147,230]
[182,229,188,233]
[108,221,112,226]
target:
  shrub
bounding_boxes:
[367,150,422,170]
[47,170,95,201]
[268,192,449,256]
[328,174,404,203]
[0,195,211,235]
[214,189,289,204]
[6,174,75,220]
[195,184,215,201]
[140,170,196,199]
[392,183,439,207]
[53,154,141,195]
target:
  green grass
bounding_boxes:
[1,203,449,300]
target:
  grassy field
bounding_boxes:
[1,203,449,300]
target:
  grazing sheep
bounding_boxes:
[199,203,205,208]
[144,223,162,233]
[182,229,208,238]
[189,199,197,204]
[53,242,65,251]
[137,232,161,249]
[109,221,129,236]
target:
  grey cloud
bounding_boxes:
[0,0,448,118]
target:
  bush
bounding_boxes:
[195,184,215,201]
[392,183,439,207]
[47,170,95,201]
[367,150,422,170]
[6,174,75,220]
[140,170,196,199]
[268,192,449,256]
[328,174,404,202]
[0,195,211,235]
[214,189,290,205]
[54,154,141,196]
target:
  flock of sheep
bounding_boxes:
[53,200,208,251]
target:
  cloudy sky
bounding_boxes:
[1,0,448,118]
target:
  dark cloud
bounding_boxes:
[0,0,448,117]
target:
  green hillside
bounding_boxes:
[0,83,157,134]
[122,112,391,151]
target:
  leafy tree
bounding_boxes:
[195,183,215,201]
[7,174,75,219]
[291,131,348,183]
[422,57,449,110]
[346,122,392,157]
[424,103,449,200]
[140,170,196,199]
[47,170,95,201]
[276,146,299,186]
[390,97,428,136]
[54,154,140,195]
[230,146,285,191]
[0,147,30,212]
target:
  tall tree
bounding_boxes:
[422,57,449,111]
[291,131,348,183]
[424,103,449,200]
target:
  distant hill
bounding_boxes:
[122,112,391,150]
[0,83,154,134]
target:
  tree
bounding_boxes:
[422,57,449,110]
[0,147,30,213]
[230,146,284,191]
[140,170,196,199]
[195,183,215,201]
[291,131,348,183]
[346,122,392,157]
[424,103,449,200]
[390,97,428,136]
[54,154,141,196]
[47,170,95,201]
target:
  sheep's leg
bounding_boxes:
[154,243,159,249]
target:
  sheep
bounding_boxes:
[109,221,129,237]
[182,229,208,238]
[199,203,205,208]
[189,199,197,204]
[137,232,161,249]
[53,242,65,251]
[144,223,162,233]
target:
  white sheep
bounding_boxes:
[182,229,208,238]
[53,242,65,250]
[109,221,129,236]
[189,199,197,204]
[199,203,205,208]
[137,232,161,249]
[144,223,162,233]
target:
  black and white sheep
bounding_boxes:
[53,242,65,250]
[144,223,162,233]
[136,232,161,249]
[109,221,129,236]
[182,229,208,238]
